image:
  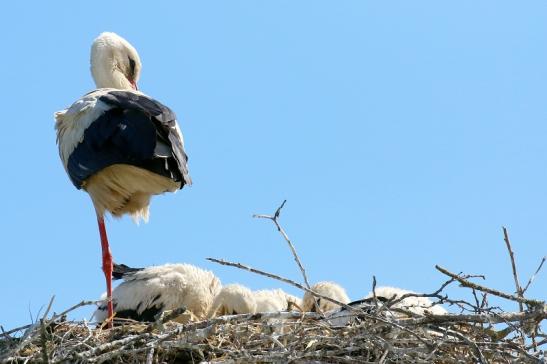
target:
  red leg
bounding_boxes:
[97,216,113,327]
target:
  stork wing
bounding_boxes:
[55,89,191,189]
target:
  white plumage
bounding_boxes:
[56,90,112,171]
[208,284,257,318]
[324,286,447,327]
[254,289,302,312]
[364,286,448,316]
[94,264,221,323]
[302,281,351,312]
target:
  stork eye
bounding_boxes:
[128,57,136,78]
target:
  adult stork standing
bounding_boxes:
[55,32,191,323]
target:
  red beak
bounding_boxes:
[131,81,138,90]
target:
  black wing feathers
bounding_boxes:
[112,263,144,280]
[66,91,190,188]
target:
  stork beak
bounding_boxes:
[131,81,138,91]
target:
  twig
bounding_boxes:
[480,292,488,310]
[378,348,389,364]
[52,300,98,323]
[76,334,151,359]
[407,309,547,325]
[435,265,544,307]
[39,319,50,364]
[522,256,546,294]
[389,277,455,308]
[38,297,56,364]
[532,337,547,348]
[372,276,378,308]
[253,200,313,291]
[502,227,524,313]
[1,323,33,337]
[253,201,321,312]
[471,288,481,313]
[502,227,529,347]
[145,347,154,364]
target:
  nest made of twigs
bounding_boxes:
[1,303,546,364]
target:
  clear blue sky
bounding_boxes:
[0,1,546,329]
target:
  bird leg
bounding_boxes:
[97,216,114,327]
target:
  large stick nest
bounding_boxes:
[1,297,545,364]
[2,206,545,363]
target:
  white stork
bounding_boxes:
[55,32,191,324]
[94,263,222,324]
[302,281,351,313]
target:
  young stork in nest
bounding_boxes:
[55,32,192,324]
[94,263,222,324]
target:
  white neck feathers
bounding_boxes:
[90,32,141,90]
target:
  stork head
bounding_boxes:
[90,32,141,90]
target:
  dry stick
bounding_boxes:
[39,304,55,364]
[145,347,154,364]
[407,309,547,326]
[53,300,98,326]
[480,292,488,310]
[76,334,152,359]
[253,200,321,313]
[40,319,50,364]
[2,300,97,339]
[502,227,524,313]
[533,338,547,349]
[378,349,389,364]
[470,289,480,313]
[84,345,150,364]
[504,227,538,348]
[388,277,455,310]
[3,323,32,337]
[523,256,547,294]
[371,276,379,309]
[435,265,544,307]
[253,200,313,291]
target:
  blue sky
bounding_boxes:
[0,1,546,329]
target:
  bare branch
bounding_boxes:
[253,200,313,291]
[435,265,544,307]
[522,256,547,294]
[502,227,524,313]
